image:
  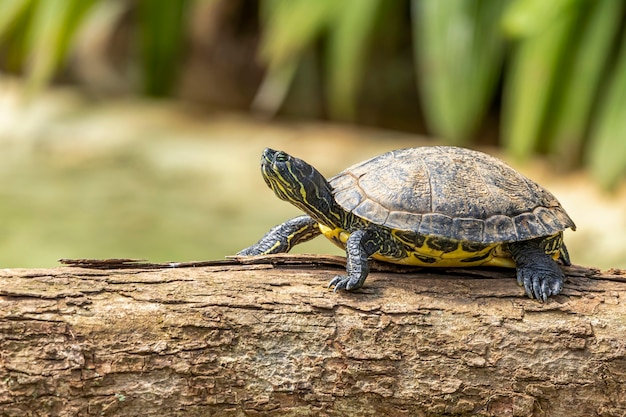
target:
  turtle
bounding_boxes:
[238,146,576,301]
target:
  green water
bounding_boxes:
[0,122,340,267]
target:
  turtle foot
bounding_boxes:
[516,266,564,302]
[510,238,566,302]
[328,275,362,292]
[237,215,320,256]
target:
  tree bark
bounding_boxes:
[0,255,625,417]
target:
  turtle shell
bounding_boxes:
[329,146,576,244]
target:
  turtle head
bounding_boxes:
[260,148,340,226]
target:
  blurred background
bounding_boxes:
[0,0,625,269]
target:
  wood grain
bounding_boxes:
[1,256,624,416]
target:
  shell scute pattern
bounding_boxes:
[387,211,422,230]
[329,146,575,244]
[330,172,362,211]
[428,150,493,218]
[451,218,485,241]
[514,212,545,240]
[534,206,565,231]
[483,215,517,242]
[418,213,453,237]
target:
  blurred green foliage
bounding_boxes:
[137,0,189,96]
[412,0,508,144]
[0,0,96,92]
[1,0,626,188]
[0,0,188,96]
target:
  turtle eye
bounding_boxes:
[275,152,289,162]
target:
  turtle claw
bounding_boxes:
[516,268,563,302]
[510,239,566,302]
[328,275,362,292]
[328,275,346,292]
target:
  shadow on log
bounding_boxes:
[1,255,625,416]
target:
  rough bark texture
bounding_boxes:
[1,255,625,417]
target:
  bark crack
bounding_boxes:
[0,258,623,416]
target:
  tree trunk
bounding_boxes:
[1,255,625,417]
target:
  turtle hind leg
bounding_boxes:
[541,231,571,266]
[509,238,565,302]
[237,215,321,255]
[558,243,572,266]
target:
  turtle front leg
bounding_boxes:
[328,229,379,291]
[237,215,321,255]
[509,238,565,302]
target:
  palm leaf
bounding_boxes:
[544,1,624,166]
[259,0,334,68]
[25,0,96,94]
[137,0,190,96]
[325,0,382,121]
[413,0,508,144]
[500,0,578,160]
[587,27,626,190]
[255,0,335,114]
[0,0,31,41]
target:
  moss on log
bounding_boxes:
[1,255,625,416]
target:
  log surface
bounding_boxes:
[1,255,625,417]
